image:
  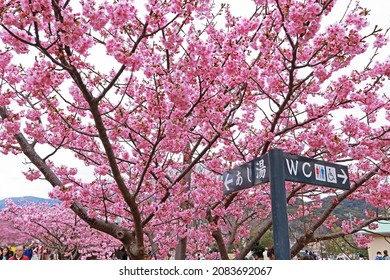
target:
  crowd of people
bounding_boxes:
[2,242,390,260]
[0,242,52,260]
[375,250,390,260]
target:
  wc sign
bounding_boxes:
[284,153,350,190]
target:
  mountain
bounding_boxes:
[322,196,373,221]
[285,195,374,236]
[0,196,60,209]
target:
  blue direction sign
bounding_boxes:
[283,153,350,190]
[223,154,269,195]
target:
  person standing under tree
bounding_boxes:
[267,248,276,260]
[8,245,29,260]
[375,251,383,260]
[23,244,33,260]
[30,243,40,260]
[1,247,13,260]
[263,248,269,260]
[383,250,390,260]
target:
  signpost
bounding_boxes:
[284,153,350,189]
[222,149,350,260]
[222,154,269,195]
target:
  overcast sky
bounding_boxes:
[0,0,389,199]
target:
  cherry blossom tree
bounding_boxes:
[0,220,32,245]
[1,200,121,259]
[0,0,389,259]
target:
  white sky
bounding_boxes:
[0,0,389,199]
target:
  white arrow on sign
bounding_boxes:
[224,173,233,191]
[337,169,348,184]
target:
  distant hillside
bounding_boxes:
[0,196,60,209]
[322,196,373,221]
[286,195,374,235]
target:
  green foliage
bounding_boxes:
[251,230,273,258]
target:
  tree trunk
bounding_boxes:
[175,237,188,260]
